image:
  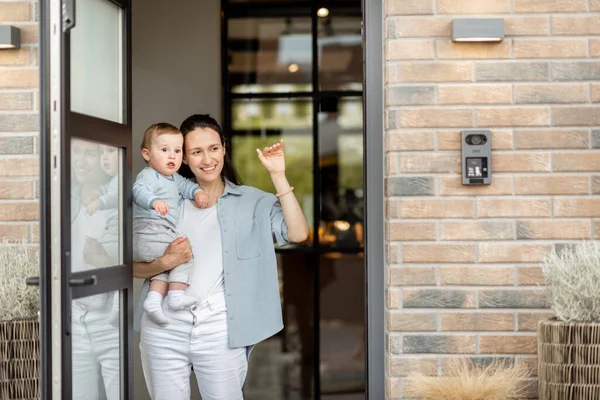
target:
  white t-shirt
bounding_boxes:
[177,200,224,301]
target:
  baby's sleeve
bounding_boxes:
[132,169,159,209]
[175,173,201,200]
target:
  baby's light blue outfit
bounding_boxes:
[96,176,119,264]
[133,167,201,284]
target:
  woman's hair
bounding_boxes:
[179,114,243,185]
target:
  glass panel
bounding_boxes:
[70,0,124,123]
[231,98,314,238]
[228,18,312,92]
[72,291,121,399]
[318,16,362,91]
[71,138,121,272]
[319,97,363,249]
[244,254,316,400]
[319,254,365,399]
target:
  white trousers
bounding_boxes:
[71,293,120,400]
[140,290,248,400]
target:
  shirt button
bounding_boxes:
[227,293,231,297]
[223,227,227,232]
[191,306,197,311]
[224,248,228,253]
[229,316,234,320]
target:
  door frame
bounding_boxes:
[39,0,134,398]
[363,0,384,398]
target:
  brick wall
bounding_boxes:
[384,1,600,398]
[0,1,39,243]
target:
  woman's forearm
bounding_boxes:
[133,258,169,279]
[271,172,309,243]
[132,236,192,279]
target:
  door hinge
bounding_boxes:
[62,0,76,32]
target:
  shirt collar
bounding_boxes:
[222,179,242,196]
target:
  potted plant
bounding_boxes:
[404,358,529,400]
[538,241,600,399]
[0,240,40,400]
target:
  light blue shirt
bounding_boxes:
[134,180,290,348]
[132,167,201,226]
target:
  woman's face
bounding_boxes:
[72,139,108,184]
[183,128,225,185]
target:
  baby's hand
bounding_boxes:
[152,200,169,216]
[194,190,210,209]
[86,200,101,215]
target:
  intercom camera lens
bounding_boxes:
[467,134,486,145]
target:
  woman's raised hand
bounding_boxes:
[256,139,286,175]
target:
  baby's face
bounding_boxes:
[100,145,119,177]
[144,133,184,177]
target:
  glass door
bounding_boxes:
[39,0,133,398]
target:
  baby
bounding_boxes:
[133,123,209,325]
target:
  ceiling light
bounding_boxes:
[288,63,299,73]
[317,7,329,18]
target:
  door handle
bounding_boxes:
[69,276,97,287]
[26,277,40,286]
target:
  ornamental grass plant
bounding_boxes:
[404,358,529,400]
[0,240,40,321]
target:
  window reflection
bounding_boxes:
[71,138,121,272]
[318,17,362,91]
[319,97,364,249]
[228,18,312,91]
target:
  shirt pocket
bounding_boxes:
[235,218,262,260]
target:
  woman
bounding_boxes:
[70,138,120,399]
[133,114,309,400]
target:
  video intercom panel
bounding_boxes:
[461,130,491,185]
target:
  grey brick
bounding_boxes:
[387,20,397,39]
[476,62,548,82]
[592,130,600,149]
[517,222,532,240]
[555,243,578,256]
[0,136,34,154]
[0,92,32,110]
[0,114,38,132]
[404,289,474,308]
[388,335,403,355]
[551,62,600,81]
[553,107,600,127]
[388,177,434,196]
[593,176,600,195]
[479,290,549,309]
[403,335,474,354]
[388,86,435,106]
[387,109,397,129]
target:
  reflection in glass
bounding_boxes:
[70,0,123,123]
[228,18,312,91]
[72,291,121,399]
[319,97,363,249]
[71,138,121,272]
[319,254,365,398]
[318,17,362,91]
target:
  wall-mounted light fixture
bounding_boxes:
[0,25,20,49]
[452,18,504,43]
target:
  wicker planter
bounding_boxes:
[0,317,40,400]
[538,319,600,400]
